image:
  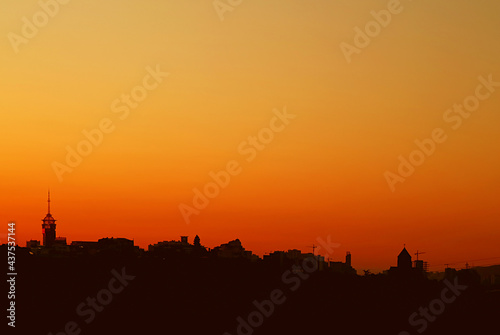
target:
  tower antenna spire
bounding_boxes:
[48,189,51,214]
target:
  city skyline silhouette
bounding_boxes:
[2,1,499,334]
[15,191,500,275]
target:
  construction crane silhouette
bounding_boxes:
[415,250,426,261]
[427,256,500,270]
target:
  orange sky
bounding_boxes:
[1,0,499,273]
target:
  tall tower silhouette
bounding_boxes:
[42,191,57,247]
[346,251,352,267]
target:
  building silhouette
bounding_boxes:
[41,191,57,247]
[414,259,429,272]
[149,235,195,255]
[70,238,137,256]
[26,240,41,248]
[263,249,329,271]
[397,246,412,270]
[388,246,430,279]
[329,251,355,274]
[211,238,259,261]
[36,191,68,253]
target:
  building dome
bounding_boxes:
[43,213,56,223]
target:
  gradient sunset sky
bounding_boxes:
[1,0,499,272]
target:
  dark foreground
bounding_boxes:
[5,252,500,335]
